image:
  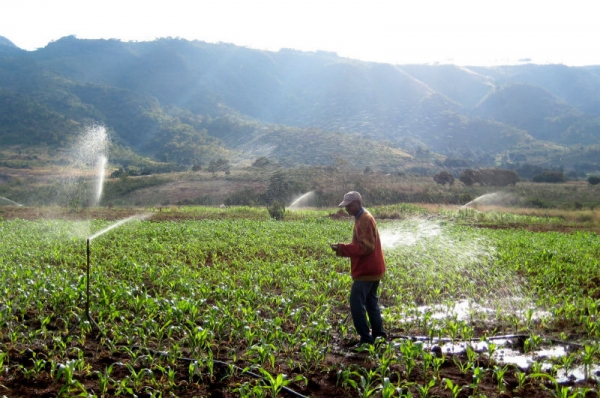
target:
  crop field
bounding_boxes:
[0,206,599,397]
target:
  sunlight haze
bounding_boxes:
[2,0,599,66]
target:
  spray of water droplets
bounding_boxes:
[288,191,316,209]
[379,218,536,322]
[57,124,109,208]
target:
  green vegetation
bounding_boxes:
[267,200,286,220]
[2,36,600,395]
[3,164,599,211]
[3,37,600,175]
[0,207,599,396]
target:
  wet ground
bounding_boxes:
[1,206,599,396]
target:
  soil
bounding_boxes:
[1,207,599,396]
[2,332,599,398]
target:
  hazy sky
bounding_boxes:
[2,0,599,66]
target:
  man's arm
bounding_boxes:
[336,217,376,257]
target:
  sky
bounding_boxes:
[2,0,600,66]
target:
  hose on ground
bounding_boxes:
[131,345,309,398]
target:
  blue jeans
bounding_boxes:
[350,280,385,344]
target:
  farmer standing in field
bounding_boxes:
[331,191,387,348]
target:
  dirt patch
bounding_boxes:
[0,206,142,221]
[2,333,597,397]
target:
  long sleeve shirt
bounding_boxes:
[336,209,386,281]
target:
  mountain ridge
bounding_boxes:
[1,35,599,174]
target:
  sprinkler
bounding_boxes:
[86,238,100,332]
[83,213,151,334]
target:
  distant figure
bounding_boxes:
[331,191,387,348]
[219,204,227,208]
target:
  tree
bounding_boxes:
[207,158,230,173]
[252,157,270,167]
[264,172,292,204]
[433,171,454,186]
[588,176,600,185]
[459,169,480,186]
[267,200,286,220]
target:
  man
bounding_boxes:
[331,191,387,347]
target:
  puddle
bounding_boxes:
[417,338,600,383]
[400,299,550,324]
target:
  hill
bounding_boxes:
[0,35,599,175]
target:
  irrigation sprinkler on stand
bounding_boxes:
[82,213,310,398]
[85,237,101,332]
[83,214,151,334]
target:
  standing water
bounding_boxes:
[288,191,316,209]
[380,218,532,316]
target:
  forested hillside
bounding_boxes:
[1,35,600,174]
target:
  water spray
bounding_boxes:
[80,212,310,397]
[56,124,108,208]
[93,155,107,206]
[288,191,316,209]
[0,196,23,207]
[460,192,515,209]
[84,214,151,333]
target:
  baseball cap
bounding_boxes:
[338,191,362,207]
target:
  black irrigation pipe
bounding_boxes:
[80,320,309,397]
[83,239,310,397]
[340,311,586,350]
[130,345,309,398]
[79,317,584,398]
[78,224,580,395]
[81,327,309,397]
[386,333,585,349]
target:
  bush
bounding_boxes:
[588,176,600,185]
[459,168,519,186]
[225,189,262,206]
[208,158,230,173]
[459,169,480,186]
[532,171,565,183]
[525,198,549,208]
[252,157,270,167]
[433,171,454,186]
[267,201,286,220]
[479,169,519,186]
[459,193,474,204]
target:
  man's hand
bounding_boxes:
[330,244,339,252]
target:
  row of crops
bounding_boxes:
[0,207,599,397]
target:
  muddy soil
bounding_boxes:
[1,207,598,396]
[4,333,598,398]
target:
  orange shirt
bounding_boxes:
[336,209,386,281]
